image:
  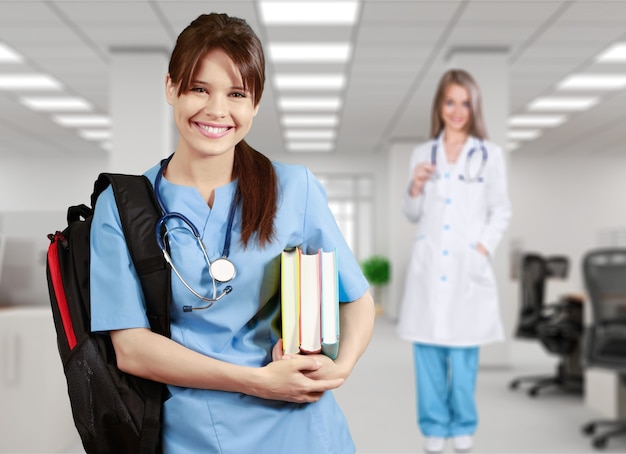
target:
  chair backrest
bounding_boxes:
[582,248,626,372]
[583,248,626,325]
[516,254,547,337]
[516,253,570,338]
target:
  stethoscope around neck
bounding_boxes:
[154,154,236,312]
[430,134,488,183]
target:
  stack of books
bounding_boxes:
[280,248,340,359]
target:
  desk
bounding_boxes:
[581,287,626,419]
[586,369,626,419]
[0,306,77,452]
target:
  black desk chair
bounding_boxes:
[509,253,584,396]
[581,248,626,449]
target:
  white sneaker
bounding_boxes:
[453,435,473,453]
[424,437,445,453]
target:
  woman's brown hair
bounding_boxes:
[430,69,488,140]
[168,13,277,248]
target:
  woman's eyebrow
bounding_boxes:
[190,79,247,92]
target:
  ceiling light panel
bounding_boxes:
[287,142,335,152]
[279,97,341,111]
[527,97,599,111]
[20,96,92,111]
[507,129,541,141]
[0,74,61,90]
[557,74,626,90]
[285,129,336,140]
[0,43,23,63]
[53,115,111,127]
[78,129,112,140]
[274,74,345,90]
[268,43,351,63]
[282,115,339,127]
[506,142,520,151]
[508,115,567,127]
[596,42,626,63]
[260,1,359,25]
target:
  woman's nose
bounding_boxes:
[204,94,227,118]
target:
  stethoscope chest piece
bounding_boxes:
[210,257,236,282]
[154,154,238,311]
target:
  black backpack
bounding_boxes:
[46,173,171,454]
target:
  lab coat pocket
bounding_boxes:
[469,248,494,287]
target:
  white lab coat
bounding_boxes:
[396,136,512,346]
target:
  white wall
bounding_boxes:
[0,155,108,212]
[509,151,626,292]
[0,156,108,306]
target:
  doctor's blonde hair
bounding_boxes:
[430,69,487,140]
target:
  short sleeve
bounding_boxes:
[300,168,370,303]
[90,186,150,332]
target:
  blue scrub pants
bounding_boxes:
[412,342,479,438]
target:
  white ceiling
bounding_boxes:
[1,0,626,160]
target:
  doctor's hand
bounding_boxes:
[476,243,489,257]
[254,356,344,403]
[410,162,436,197]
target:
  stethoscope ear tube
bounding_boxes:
[430,135,488,183]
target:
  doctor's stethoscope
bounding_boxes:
[154,155,236,312]
[429,135,488,183]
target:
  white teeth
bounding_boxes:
[198,124,228,134]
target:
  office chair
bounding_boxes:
[509,253,584,397]
[580,248,626,449]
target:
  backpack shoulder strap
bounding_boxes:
[93,173,169,454]
[92,173,170,337]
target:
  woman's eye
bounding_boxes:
[462,101,470,109]
[191,87,206,93]
[231,91,246,98]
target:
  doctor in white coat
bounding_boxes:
[397,69,512,454]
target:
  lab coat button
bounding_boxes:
[444,224,450,231]
[444,172,450,179]
[446,197,452,204]
[440,275,447,282]
[443,250,449,256]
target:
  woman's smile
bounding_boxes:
[194,121,233,138]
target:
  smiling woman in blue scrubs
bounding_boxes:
[89,13,375,454]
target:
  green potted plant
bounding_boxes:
[360,256,390,314]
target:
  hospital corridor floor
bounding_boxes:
[334,317,626,454]
[61,317,626,454]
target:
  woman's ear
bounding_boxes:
[165,74,177,105]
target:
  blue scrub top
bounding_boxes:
[90,160,369,454]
